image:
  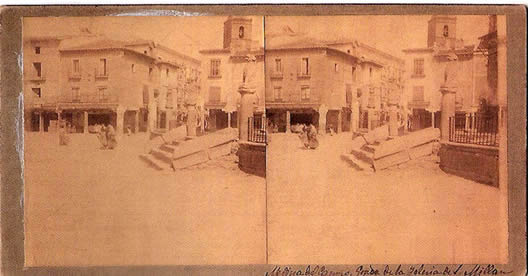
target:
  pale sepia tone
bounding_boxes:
[22,14,507,266]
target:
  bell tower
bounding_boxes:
[223,16,253,52]
[427,15,457,49]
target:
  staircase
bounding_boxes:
[342,127,441,172]
[139,128,238,171]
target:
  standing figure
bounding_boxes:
[58,122,70,146]
[97,125,108,149]
[105,124,117,149]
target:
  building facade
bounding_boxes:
[199,16,265,131]
[402,15,492,131]
[24,35,201,134]
[265,38,404,134]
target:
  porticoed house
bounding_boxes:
[23,35,201,134]
[199,16,265,131]
[402,15,492,132]
[264,35,404,134]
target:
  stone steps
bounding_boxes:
[350,148,374,165]
[139,154,171,171]
[341,153,374,172]
[150,148,173,165]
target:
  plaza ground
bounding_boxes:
[24,131,266,266]
[267,132,508,264]
[24,130,508,266]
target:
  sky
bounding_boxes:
[23,15,490,59]
[265,15,490,58]
[23,16,265,57]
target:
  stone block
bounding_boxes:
[373,150,410,171]
[172,150,210,169]
[363,124,389,145]
[408,142,434,160]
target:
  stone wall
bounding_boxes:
[238,141,266,177]
[439,142,499,187]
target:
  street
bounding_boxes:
[24,132,266,266]
[267,132,508,264]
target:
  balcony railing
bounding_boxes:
[449,114,498,147]
[26,72,46,81]
[58,94,119,104]
[297,71,311,79]
[270,72,284,79]
[248,116,267,144]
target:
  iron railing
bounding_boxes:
[449,114,498,147]
[248,116,267,144]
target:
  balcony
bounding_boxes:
[26,72,46,82]
[270,72,284,79]
[68,71,81,80]
[94,68,109,80]
[58,93,119,104]
[297,71,311,79]
[408,100,430,109]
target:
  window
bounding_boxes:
[369,67,373,80]
[210,59,221,77]
[334,63,339,72]
[72,87,80,101]
[72,59,80,73]
[98,87,108,101]
[209,86,221,103]
[33,62,42,77]
[239,26,245,38]
[143,85,149,104]
[413,58,425,76]
[35,47,40,54]
[301,86,310,101]
[301,58,309,75]
[352,66,357,81]
[32,88,41,98]
[346,84,353,104]
[273,87,282,101]
[131,64,136,73]
[443,25,449,37]
[275,59,282,73]
[413,86,425,102]
[166,68,170,78]
[149,67,153,79]
[99,59,107,76]
[166,91,173,108]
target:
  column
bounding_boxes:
[403,108,409,134]
[337,110,342,133]
[431,111,435,128]
[351,100,359,133]
[440,87,456,142]
[39,112,44,132]
[186,104,198,137]
[318,107,327,134]
[134,110,139,133]
[388,103,398,137]
[464,113,470,131]
[165,111,169,130]
[238,86,256,141]
[83,111,89,134]
[367,108,374,130]
[116,107,125,135]
[285,110,291,133]
[227,112,232,129]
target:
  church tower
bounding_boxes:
[427,15,457,49]
[223,16,253,53]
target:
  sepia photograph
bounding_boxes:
[22,15,267,266]
[264,15,508,264]
[2,6,520,273]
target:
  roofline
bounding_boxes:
[402,47,435,53]
[156,44,201,65]
[357,42,405,65]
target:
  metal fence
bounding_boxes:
[449,114,498,147]
[248,116,267,144]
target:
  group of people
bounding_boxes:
[298,123,319,150]
[96,123,117,150]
